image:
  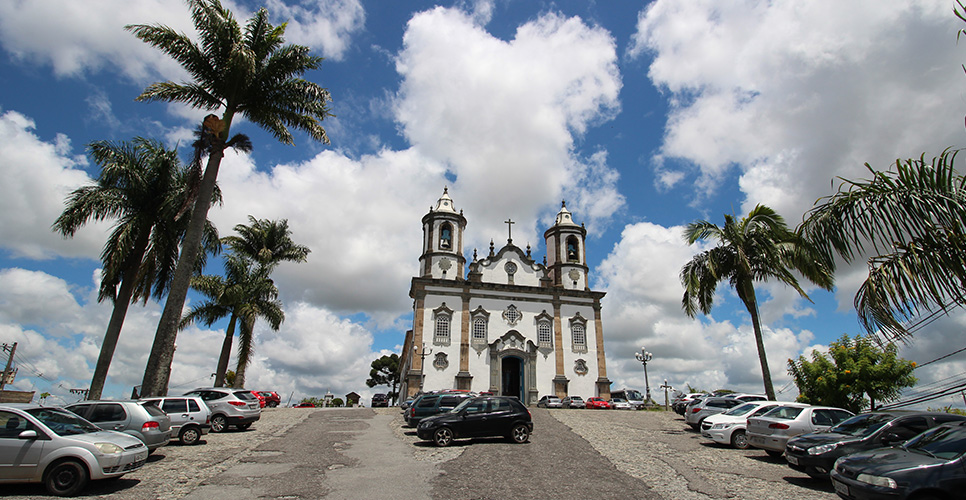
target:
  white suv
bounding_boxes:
[140,396,211,445]
[183,388,260,432]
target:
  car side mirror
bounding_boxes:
[880,432,903,445]
[18,430,38,439]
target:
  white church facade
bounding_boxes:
[398,189,611,404]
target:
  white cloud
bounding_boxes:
[264,0,365,61]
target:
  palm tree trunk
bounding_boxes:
[88,232,150,400]
[741,282,777,400]
[213,314,238,387]
[232,316,255,389]
[141,140,226,397]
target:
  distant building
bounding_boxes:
[345,392,360,406]
[398,189,610,405]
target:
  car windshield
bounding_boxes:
[624,390,643,400]
[723,403,759,416]
[829,413,894,437]
[233,391,257,401]
[26,408,101,436]
[901,424,966,460]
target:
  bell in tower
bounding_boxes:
[419,187,467,280]
[544,201,588,289]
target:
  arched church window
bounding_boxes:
[566,236,579,262]
[473,317,487,342]
[571,322,586,352]
[440,223,453,250]
[434,314,451,345]
[537,321,553,347]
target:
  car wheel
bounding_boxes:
[509,424,530,444]
[730,430,749,449]
[211,414,228,433]
[765,450,783,458]
[268,402,278,408]
[44,459,89,497]
[180,426,201,445]
[237,423,252,430]
[433,427,454,447]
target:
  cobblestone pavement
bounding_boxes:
[1,406,839,499]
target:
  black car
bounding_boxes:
[830,420,966,499]
[404,392,473,427]
[786,410,966,479]
[416,396,533,447]
[371,393,389,407]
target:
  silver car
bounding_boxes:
[684,397,745,429]
[0,403,148,496]
[183,388,260,432]
[537,396,563,408]
[140,396,211,445]
[65,400,172,452]
[561,396,585,409]
[746,404,853,457]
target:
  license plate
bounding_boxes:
[832,479,849,496]
[749,435,764,444]
[787,455,799,465]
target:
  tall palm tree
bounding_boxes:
[680,205,834,400]
[800,150,966,341]
[180,254,282,388]
[127,0,333,396]
[52,138,220,400]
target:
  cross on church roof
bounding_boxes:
[505,218,514,243]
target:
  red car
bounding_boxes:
[293,402,315,408]
[250,391,266,408]
[585,397,612,409]
[257,391,281,408]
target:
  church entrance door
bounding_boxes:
[501,356,523,398]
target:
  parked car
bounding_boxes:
[561,396,585,409]
[405,392,473,427]
[701,400,782,449]
[672,393,706,415]
[183,388,261,432]
[724,393,768,402]
[785,410,966,479]
[830,420,966,500]
[257,391,281,408]
[65,400,172,452]
[684,397,745,430]
[139,396,212,445]
[293,402,315,408]
[585,397,612,409]
[249,391,267,408]
[371,393,389,407]
[537,395,563,408]
[610,398,632,410]
[399,398,414,410]
[0,403,149,496]
[746,404,853,457]
[416,396,533,447]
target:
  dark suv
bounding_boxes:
[417,396,533,447]
[371,393,389,407]
[405,392,473,427]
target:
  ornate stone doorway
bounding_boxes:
[501,356,523,397]
[488,330,538,404]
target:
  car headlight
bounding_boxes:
[95,442,123,454]
[856,473,897,489]
[807,443,839,455]
[711,423,732,430]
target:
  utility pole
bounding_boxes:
[416,343,433,391]
[660,379,673,411]
[0,342,16,390]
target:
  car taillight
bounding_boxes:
[768,423,790,429]
[142,421,160,431]
[692,407,702,413]
[228,401,247,407]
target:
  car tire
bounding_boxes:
[509,424,530,444]
[765,450,783,458]
[211,414,228,433]
[433,427,454,447]
[44,459,89,497]
[180,426,201,445]
[237,423,252,430]
[730,430,749,449]
[268,402,278,408]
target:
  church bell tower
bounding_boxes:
[544,201,588,289]
[419,188,467,280]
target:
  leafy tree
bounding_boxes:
[366,354,400,404]
[224,370,235,387]
[331,397,344,407]
[128,0,333,396]
[787,334,917,413]
[800,150,966,341]
[681,205,834,400]
[53,138,219,400]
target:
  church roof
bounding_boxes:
[432,187,458,214]
[554,201,579,227]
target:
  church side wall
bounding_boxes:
[559,302,603,398]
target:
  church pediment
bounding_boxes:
[490,330,536,354]
[470,243,547,287]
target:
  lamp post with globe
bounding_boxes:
[635,347,653,405]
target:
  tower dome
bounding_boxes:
[419,188,467,280]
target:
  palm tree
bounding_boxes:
[52,138,220,400]
[800,150,966,341]
[127,0,333,396]
[180,254,282,389]
[680,205,834,399]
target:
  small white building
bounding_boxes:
[399,189,610,404]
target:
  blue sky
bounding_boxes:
[1,0,964,407]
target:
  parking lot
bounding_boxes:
[2,406,839,499]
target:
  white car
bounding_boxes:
[747,404,854,457]
[0,403,148,496]
[609,398,633,410]
[700,400,782,449]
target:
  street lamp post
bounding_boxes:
[416,343,433,391]
[635,347,653,405]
